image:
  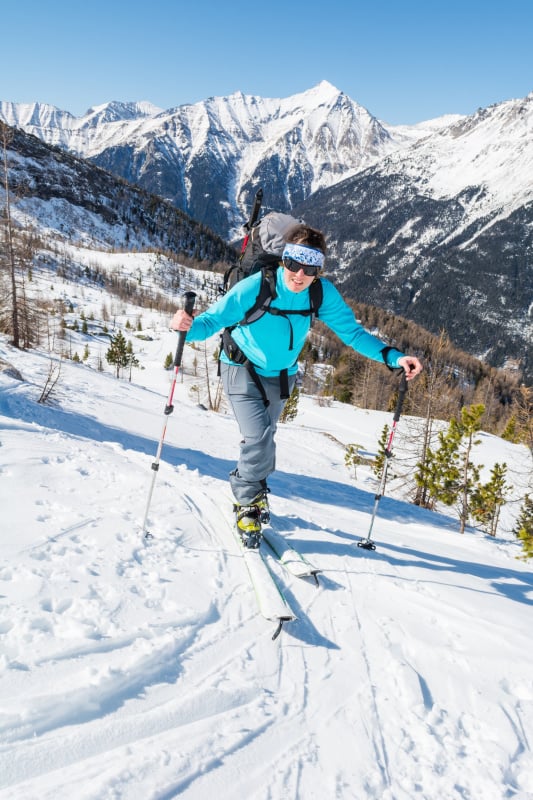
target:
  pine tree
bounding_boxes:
[514,495,533,560]
[501,415,518,443]
[345,443,364,479]
[106,331,129,378]
[454,404,485,534]
[414,403,485,532]
[470,462,510,537]
[373,425,389,480]
[280,385,300,423]
[126,340,140,382]
[513,386,533,455]
[411,331,458,506]
[415,422,462,510]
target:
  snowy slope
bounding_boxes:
[376,92,533,240]
[1,264,533,799]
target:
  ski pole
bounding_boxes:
[357,370,408,551]
[142,290,197,539]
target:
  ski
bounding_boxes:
[261,525,321,586]
[230,524,296,640]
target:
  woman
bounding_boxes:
[172,224,422,547]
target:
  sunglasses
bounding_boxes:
[282,257,321,277]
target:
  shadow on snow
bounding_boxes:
[4,389,530,610]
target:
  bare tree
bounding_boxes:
[200,341,225,411]
[409,331,458,506]
[38,356,63,404]
[0,122,20,347]
[0,124,39,348]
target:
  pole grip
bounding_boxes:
[174,291,196,367]
[393,370,408,422]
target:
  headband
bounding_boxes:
[282,243,325,268]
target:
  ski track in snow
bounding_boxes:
[1,333,533,799]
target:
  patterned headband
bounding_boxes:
[282,243,325,268]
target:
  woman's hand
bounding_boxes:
[171,309,194,332]
[398,356,423,380]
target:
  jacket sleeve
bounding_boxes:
[185,273,263,342]
[318,280,405,368]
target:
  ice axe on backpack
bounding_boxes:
[219,187,264,298]
[240,187,263,257]
[357,370,408,551]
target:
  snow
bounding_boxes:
[381,93,533,228]
[1,254,533,798]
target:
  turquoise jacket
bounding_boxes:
[186,268,404,378]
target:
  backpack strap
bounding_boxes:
[279,369,290,400]
[309,278,323,319]
[240,262,279,323]
[263,275,323,349]
[221,262,244,294]
[241,266,323,327]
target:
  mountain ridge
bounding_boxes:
[0,83,436,237]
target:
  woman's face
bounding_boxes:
[283,265,318,293]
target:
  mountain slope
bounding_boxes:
[296,93,533,378]
[2,125,235,264]
[0,320,532,799]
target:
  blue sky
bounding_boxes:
[2,0,532,124]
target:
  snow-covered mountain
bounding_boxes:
[0,99,163,143]
[378,92,533,229]
[1,125,235,264]
[0,82,430,239]
[296,92,533,379]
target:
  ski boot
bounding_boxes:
[251,488,271,525]
[234,503,262,549]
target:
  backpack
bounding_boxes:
[219,209,324,405]
[224,210,323,320]
[222,212,302,291]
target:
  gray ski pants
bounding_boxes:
[221,362,296,505]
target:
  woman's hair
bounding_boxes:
[285,224,327,255]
